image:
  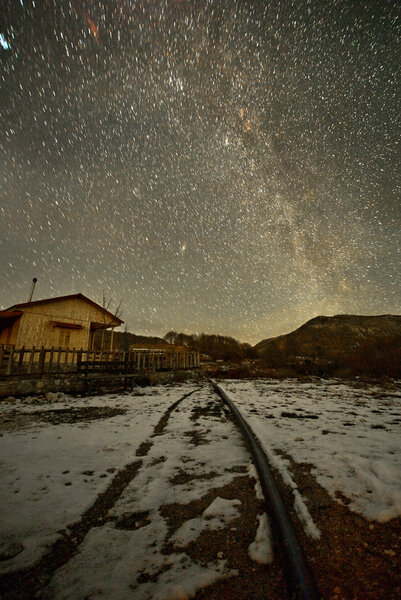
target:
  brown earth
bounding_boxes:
[0,406,127,433]
[269,450,401,600]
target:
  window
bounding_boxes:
[59,329,71,347]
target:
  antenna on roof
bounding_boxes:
[27,278,38,302]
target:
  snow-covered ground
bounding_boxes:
[0,378,400,599]
[0,384,197,572]
[41,386,253,600]
[0,384,266,599]
[219,379,401,523]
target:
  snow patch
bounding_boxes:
[172,497,241,548]
[138,559,237,600]
[248,513,273,564]
[264,445,321,539]
[293,490,321,539]
[202,496,241,518]
[247,462,264,500]
[44,517,237,600]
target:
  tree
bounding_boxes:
[100,293,123,351]
[164,331,178,345]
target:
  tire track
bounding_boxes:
[0,387,200,600]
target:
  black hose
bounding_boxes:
[210,380,320,600]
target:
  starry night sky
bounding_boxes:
[1,0,400,344]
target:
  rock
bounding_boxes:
[46,392,59,403]
[0,542,24,561]
[353,515,365,528]
[3,396,15,403]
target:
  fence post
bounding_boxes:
[18,346,25,374]
[77,349,82,373]
[57,347,62,371]
[28,346,35,374]
[38,346,45,375]
[6,347,14,376]
[48,346,54,373]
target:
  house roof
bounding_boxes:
[0,310,23,319]
[5,294,124,325]
[0,310,23,327]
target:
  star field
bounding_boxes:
[1,0,400,343]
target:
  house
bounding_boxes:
[0,294,123,350]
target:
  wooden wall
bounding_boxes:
[12,298,119,350]
[0,322,20,346]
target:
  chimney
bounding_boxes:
[27,278,37,302]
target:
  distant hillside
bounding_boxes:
[254,315,401,377]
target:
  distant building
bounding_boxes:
[0,294,123,350]
[129,343,190,353]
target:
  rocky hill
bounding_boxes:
[254,315,401,377]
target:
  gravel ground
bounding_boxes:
[271,450,401,600]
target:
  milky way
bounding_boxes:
[1,0,400,343]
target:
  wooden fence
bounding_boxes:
[0,344,200,377]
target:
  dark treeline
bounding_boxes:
[164,331,252,361]
[259,335,401,378]
[93,329,170,351]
